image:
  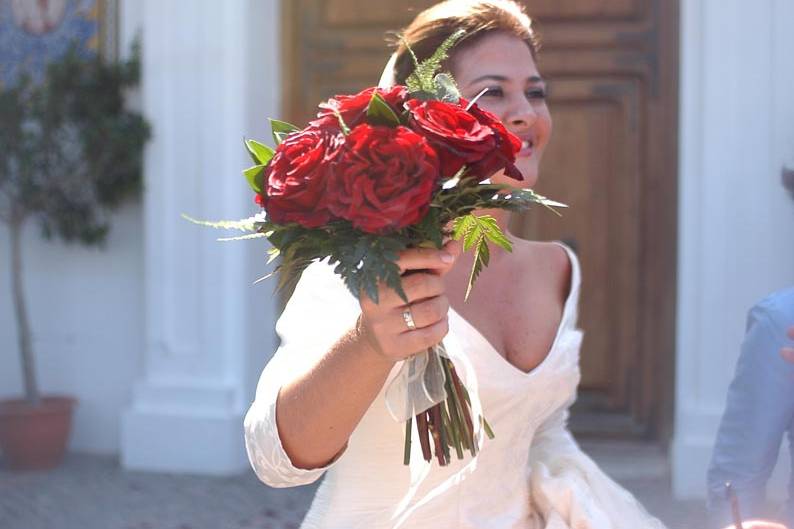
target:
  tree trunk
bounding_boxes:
[10,219,39,406]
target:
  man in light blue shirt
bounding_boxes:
[707,288,794,528]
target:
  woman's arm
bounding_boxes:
[245,242,461,485]
[276,243,460,469]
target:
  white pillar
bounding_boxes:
[673,0,794,498]
[121,0,281,475]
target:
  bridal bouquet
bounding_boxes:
[188,31,562,467]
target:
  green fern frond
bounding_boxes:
[405,29,466,94]
[217,232,269,242]
[452,213,514,301]
[181,212,267,232]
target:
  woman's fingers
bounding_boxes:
[402,273,445,304]
[355,245,459,362]
[397,316,450,353]
[400,295,449,332]
[396,246,456,275]
[360,272,445,312]
[442,239,463,264]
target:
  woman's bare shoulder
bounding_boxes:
[510,239,572,287]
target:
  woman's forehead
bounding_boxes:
[453,32,539,82]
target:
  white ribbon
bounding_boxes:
[384,344,448,422]
[386,333,487,528]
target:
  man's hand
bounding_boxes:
[780,325,794,363]
[722,521,788,529]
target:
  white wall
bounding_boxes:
[0,3,147,455]
[1,0,282,464]
[0,204,143,455]
[673,0,794,498]
[119,0,281,475]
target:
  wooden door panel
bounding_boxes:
[514,76,641,408]
[529,0,644,20]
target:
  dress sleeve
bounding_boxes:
[243,261,360,488]
[706,301,794,526]
[528,404,668,529]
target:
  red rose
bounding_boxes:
[405,98,496,179]
[263,128,341,228]
[312,86,408,130]
[327,124,440,234]
[465,102,523,181]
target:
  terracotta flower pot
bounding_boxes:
[0,395,77,471]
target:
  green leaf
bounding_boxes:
[451,214,513,301]
[452,214,476,241]
[434,73,460,103]
[266,247,280,265]
[270,118,299,145]
[366,92,401,127]
[245,139,275,166]
[479,216,512,252]
[465,238,489,302]
[243,164,266,194]
[463,222,481,251]
[332,108,351,135]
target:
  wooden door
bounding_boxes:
[282,0,678,439]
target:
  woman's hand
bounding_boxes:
[721,521,788,529]
[356,239,462,363]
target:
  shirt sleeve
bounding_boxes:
[527,404,668,529]
[243,261,360,488]
[706,302,794,526]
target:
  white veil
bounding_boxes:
[378,52,399,89]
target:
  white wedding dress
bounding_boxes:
[244,244,667,529]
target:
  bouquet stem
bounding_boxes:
[403,347,493,466]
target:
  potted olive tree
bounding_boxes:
[0,43,150,470]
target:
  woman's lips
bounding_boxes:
[518,139,534,158]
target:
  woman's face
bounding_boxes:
[452,32,552,187]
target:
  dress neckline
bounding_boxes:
[448,242,580,380]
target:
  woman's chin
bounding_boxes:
[492,164,539,188]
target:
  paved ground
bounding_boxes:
[0,440,708,529]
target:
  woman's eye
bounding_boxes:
[526,88,547,100]
[482,87,503,97]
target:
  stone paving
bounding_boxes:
[0,440,708,529]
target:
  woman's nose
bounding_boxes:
[507,97,538,128]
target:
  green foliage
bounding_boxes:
[328,230,408,304]
[181,211,270,233]
[245,139,275,165]
[0,41,151,245]
[189,30,567,305]
[332,108,351,135]
[243,164,266,194]
[433,73,461,103]
[366,92,402,127]
[404,29,466,95]
[452,214,512,301]
[192,172,565,303]
[269,119,299,145]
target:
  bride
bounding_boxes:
[243,1,781,528]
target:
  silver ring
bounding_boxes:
[402,307,417,331]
